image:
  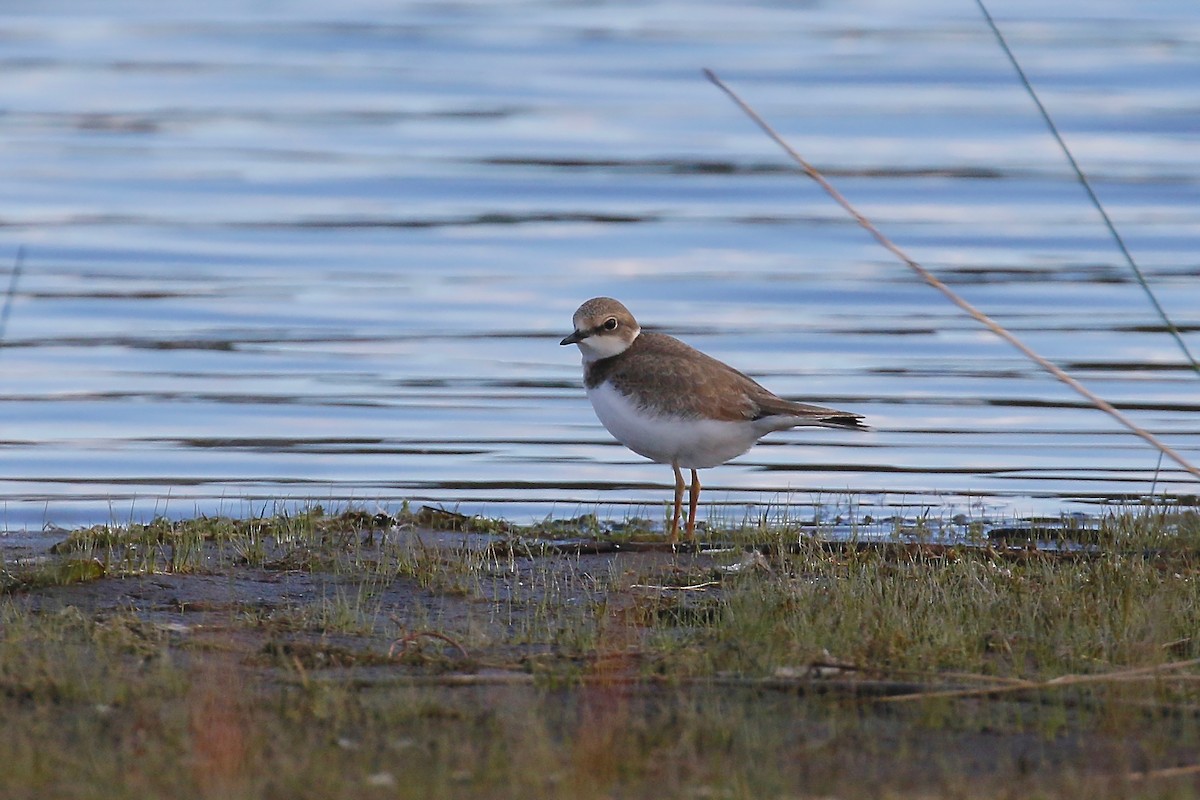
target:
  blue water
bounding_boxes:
[2,0,1199,533]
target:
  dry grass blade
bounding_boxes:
[1128,763,1200,782]
[388,630,470,661]
[703,68,1200,483]
[628,581,719,591]
[806,660,1033,687]
[878,656,1200,703]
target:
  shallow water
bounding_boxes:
[2,0,1199,533]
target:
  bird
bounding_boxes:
[560,297,866,543]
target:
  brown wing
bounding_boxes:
[592,332,865,428]
[752,393,866,429]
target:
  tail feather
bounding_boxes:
[815,412,868,431]
[754,396,868,431]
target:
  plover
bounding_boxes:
[561,297,865,542]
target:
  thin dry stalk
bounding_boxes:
[1128,763,1200,782]
[878,656,1200,703]
[628,581,719,591]
[807,660,1031,687]
[704,68,1200,484]
[387,630,470,660]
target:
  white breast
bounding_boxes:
[585,381,763,469]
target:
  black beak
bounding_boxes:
[560,330,583,346]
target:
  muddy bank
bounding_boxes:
[2,510,1199,798]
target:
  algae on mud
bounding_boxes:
[3,505,1200,798]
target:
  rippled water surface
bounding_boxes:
[2,0,1199,532]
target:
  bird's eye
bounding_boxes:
[603,317,618,331]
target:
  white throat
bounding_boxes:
[576,328,638,363]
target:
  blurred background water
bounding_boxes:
[1,0,1198,533]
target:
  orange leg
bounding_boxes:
[686,468,700,542]
[670,463,685,543]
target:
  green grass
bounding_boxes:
[2,504,1200,798]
